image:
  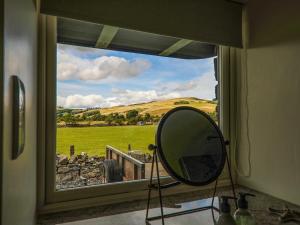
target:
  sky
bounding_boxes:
[57,44,217,109]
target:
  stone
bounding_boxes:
[87,172,97,178]
[81,152,88,158]
[128,150,146,162]
[58,155,68,165]
[61,174,73,182]
[69,155,78,164]
[99,156,105,161]
[56,153,107,190]
[69,165,80,171]
[57,166,70,174]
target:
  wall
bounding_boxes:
[237,0,300,205]
[0,0,3,222]
[1,0,38,224]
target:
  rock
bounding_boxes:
[99,156,105,161]
[69,155,78,164]
[92,155,99,160]
[56,153,107,189]
[58,155,68,165]
[128,150,146,162]
[79,176,87,185]
[69,165,80,171]
[81,152,88,158]
[87,172,97,178]
[57,166,70,174]
[61,174,73,182]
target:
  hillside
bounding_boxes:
[79,97,216,116]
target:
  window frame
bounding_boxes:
[37,15,235,213]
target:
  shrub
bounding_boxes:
[174,100,190,105]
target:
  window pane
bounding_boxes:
[56,44,217,190]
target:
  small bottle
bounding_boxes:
[234,193,256,225]
[216,196,237,225]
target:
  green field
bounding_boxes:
[56,125,156,156]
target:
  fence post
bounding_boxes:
[70,145,75,157]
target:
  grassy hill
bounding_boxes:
[56,97,217,156]
[76,97,216,117]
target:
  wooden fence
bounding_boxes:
[106,145,145,181]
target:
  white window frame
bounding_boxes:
[37,15,236,214]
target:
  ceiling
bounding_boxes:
[57,17,217,59]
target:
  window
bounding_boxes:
[55,44,218,190]
[41,16,230,207]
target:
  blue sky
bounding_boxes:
[57,44,216,108]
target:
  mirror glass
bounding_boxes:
[156,107,226,186]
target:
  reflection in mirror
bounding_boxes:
[157,107,226,186]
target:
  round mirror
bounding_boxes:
[156,106,226,186]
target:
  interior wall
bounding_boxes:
[0,0,4,222]
[237,0,300,205]
[1,0,38,224]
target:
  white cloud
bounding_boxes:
[57,94,105,108]
[58,44,107,58]
[57,90,181,109]
[159,72,217,100]
[57,73,217,108]
[111,90,181,106]
[172,80,198,92]
[57,47,151,81]
[186,73,217,100]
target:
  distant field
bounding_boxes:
[56,97,217,157]
[56,125,156,156]
[75,97,216,117]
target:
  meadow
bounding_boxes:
[56,98,217,157]
[56,125,156,156]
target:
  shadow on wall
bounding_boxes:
[246,0,300,48]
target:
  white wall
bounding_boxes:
[1,0,38,224]
[237,0,300,205]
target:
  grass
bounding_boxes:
[56,125,156,157]
[57,98,217,157]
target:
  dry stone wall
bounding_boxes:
[56,149,152,190]
[56,153,106,189]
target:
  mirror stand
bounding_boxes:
[145,144,237,225]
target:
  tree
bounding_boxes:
[62,113,77,125]
[126,110,139,119]
[91,112,102,121]
[127,117,138,125]
[105,113,115,125]
[153,115,160,123]
[144,113,151,122]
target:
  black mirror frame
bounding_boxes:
[156,106,226,186]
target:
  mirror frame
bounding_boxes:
[156,106,227,186]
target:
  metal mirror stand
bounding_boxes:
[145,142,237,225]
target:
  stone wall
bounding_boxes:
[56,153,106,190]
[56,149,152,190]
[127,150,152,163]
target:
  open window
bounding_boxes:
[39,16,233,209]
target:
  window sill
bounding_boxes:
[38,178,231,215]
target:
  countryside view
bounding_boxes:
[56,44,217,189]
